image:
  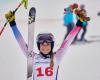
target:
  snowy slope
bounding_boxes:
[0,0,100,80]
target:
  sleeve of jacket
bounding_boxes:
[10,21,29,57]
[55,26,81,64]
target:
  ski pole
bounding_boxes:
[0,0,28,36]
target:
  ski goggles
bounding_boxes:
[38,39,52,44]
[37,34,54,44]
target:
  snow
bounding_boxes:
[0,0,100,80]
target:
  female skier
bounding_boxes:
[5,10,81,80]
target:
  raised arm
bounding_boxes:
[5,11,28,57]
[11,23,28,57]
[55,26,81,64]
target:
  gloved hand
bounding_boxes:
[5,11,16,26]
[5,11,15,22]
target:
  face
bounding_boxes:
[40,42,51,54]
